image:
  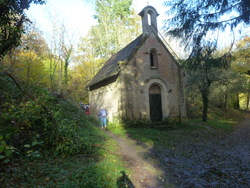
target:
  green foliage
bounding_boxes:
[1,134,129,187]
[184,46,250,119]
[121,123,204,150]
[1,90,55,155]
[83,0,141,59]
[71,0,141,102]
[120,115,242,150]
[232,36,250,75]
[120,117,151,128]
[0,0,46,57]
[0,135,18,164]
[0,82,132,185]
[94,0,133,21]
[188,118,239,132]
[163,117,185,125]
[0,72,104,166]
[164,0,250,55]
[205,119,237,131]
[183,46,232,121]
[1,25,50,90]
[208,107,246,121]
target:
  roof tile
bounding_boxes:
[88,34,143,87]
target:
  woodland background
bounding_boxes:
[0,0,249,181]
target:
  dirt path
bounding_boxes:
[224,116,250,164]
[106,117,250,188]
[153,117,250,187]
[106,131,167,188]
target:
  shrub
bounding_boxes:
[0,84,103,166]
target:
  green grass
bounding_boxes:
[109,117,241,150]
[1,117,242,187]
[206,119,238,131]
[2,155,126,187]
[107,120,127,137]
[1,128,130,188]
[189,119,238,131]
[108,126,127,137]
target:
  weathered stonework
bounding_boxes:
[88,6,186,123]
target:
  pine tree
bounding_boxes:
[164,0,250,56]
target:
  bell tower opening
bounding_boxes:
[139,6,159,36]
[148,13,152,25]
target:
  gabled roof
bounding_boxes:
[88,34,144,87]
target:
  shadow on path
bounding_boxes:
[116,171,135,188]
[106,131,168,188]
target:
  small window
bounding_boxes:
[147,10,153,26]
[148,13,151,25]
[150,49,158,68]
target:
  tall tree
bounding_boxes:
[72,0,141,102]
[184,46,231,121]
[209,69,247,110]
[45,12,74,95]
[0,0,46,58]
[233,36,250,75]
[164,0,250,56]
[2,24,50,89]
[87,0,141,59]
[232,36,250,108]
[69,37,103,102]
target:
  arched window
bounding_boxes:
[150,49,158,68]
[148,13,152,25]
[147,10,153,26]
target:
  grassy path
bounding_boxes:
[1,116,249,187]
[106,115,250,187]
[106,131,168,188]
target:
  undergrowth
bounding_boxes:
[1,72,247,187]
[0,73,132,187]
[1,135,129,187]
[0,86,101,164]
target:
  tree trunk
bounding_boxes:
[223,87,228,110]
[201,89,209,122]
[246,86,250,110]
[57,60,63,95]
[234,93,240,109]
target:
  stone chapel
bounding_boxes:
[87,5,186,122]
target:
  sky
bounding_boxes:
[26,0,249,59]
[26,0,166,42]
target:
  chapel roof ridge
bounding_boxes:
[88,34,144,87]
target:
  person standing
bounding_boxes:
[98,107,107,130]
[79,102,85,111]
[85,104,90,115]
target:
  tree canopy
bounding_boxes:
[72,0,141,102]
[88,0,141,59]
[0,0,46,58]
[164,0,250,56]
[233,36,250,75]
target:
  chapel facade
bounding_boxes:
[88,6,186,122]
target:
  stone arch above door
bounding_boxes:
[144,78,170,121]
[149,83,161,94]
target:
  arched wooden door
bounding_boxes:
[149,84,163,122]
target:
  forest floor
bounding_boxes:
[106,116,250,188]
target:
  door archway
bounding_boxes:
[149,84,163,122]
